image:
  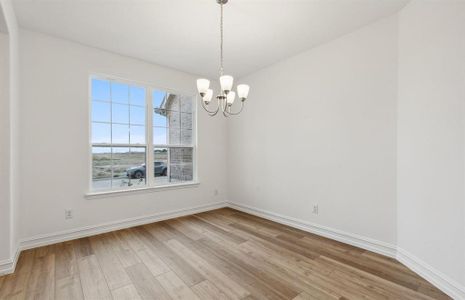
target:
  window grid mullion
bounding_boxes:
[110,80,114,188]
[93,98,145,108]
[91,77,194,191]
[128,86,131,145]
[147,88,155,187]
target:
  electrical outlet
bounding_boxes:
[312,204,319,215]
[65,209,73,220]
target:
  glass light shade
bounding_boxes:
[237,84,250,99]
[203,89,213,103]
[196,79,210,94]
[220,75,234,93]
[226,91,236,105]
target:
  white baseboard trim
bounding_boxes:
[19,201,227,251]
[0,245,20,276]
[0,201,226,276]
[0,258,13,275]
[397,248,465,300]
[227,201,397,258]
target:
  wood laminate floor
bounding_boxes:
[0,208,450,300]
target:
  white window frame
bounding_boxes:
[87,74,198,197]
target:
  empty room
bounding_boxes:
[0,0,464,299]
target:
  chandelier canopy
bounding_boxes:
[196,0,250,117]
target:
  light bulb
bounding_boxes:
[237,84,250,100]
[226,91,236,105]
[220,75,234,94]
[196,79,210,95]
[203,89,213,103]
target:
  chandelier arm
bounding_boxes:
[200,97,220,116]
[219,97,230,117]
[221,96,230,114]
[225,101,245,115]
[208,107,220,117]
[222,107,230,117]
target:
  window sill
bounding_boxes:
[85,181,200,199]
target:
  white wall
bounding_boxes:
[0,0,19,266]
[0,31,10,262]
[397,0,465,288]
[18,30,228,240]
[6,0,18,262]
[228,16,398,246]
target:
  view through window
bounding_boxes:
[91,76,195,191]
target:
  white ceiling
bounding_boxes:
[13,0,408,78]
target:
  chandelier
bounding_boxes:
[196,0,250,117]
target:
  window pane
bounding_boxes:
[153,90,166,108]
[171,147,193,163]
[180,95,193,113]
[169,128,180,144]
[112,103,129,124]
[169,147,193,182]
[112,147,146,188]
[92,79,110,101]
[130,125,145,144]
[154,148,168,185]
[92,123,111,143]
[170,164,193,182]
[130,86,145,106]
[92,101,111,123]
[181,129,192,145]
[92,147,112,190]
[168,111,180,128]
[154,110,167,127]
[112,82,129,104]
[91,78,195,191]
[112,124,129,144]
[165,94,180,111]
[153,127,167,144]
[130,105,145,125]
[181,112,192,129]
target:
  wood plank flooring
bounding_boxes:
[0,208,450,300]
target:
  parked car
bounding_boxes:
[126,162,167,179]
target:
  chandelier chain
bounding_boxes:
[220,2,224,76]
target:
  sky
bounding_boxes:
[91,78,168,153]
[91,78,194,156]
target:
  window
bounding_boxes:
[90,76,196,192]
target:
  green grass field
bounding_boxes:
[93,150,168,179]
